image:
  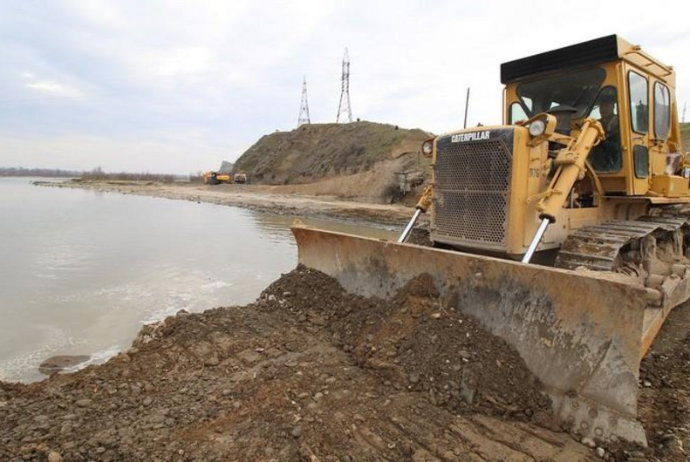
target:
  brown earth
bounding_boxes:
[1,267,595,462]
[5,263,690,460]
[629,303,690,460]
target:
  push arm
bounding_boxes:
[522,119,604,263]
[398,185,433,243]
[535,119,605,221]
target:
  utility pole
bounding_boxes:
[336,48,352,123]
[683,101,687,123]
[297,77,311,127]
[463,87,470,128]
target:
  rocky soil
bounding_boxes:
[4,265,690,461]
[626,303,690,461]
[1,266,593,462]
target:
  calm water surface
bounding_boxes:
[0,178,395,382]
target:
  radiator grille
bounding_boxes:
[433,135,512,247]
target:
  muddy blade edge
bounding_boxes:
[291,223,652,444]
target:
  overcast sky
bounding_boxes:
[1,1,688,174]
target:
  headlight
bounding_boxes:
[421,140,434,157]
[528,119,546,137]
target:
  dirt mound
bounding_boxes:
[233,121,430,200]
[1,267,596,462]
[258,267,552,423]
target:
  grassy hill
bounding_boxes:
[234,121,430,186]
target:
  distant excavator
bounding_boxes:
[291,35,689,444]
[202,171,232,185]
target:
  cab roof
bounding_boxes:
[501,35,621,84]
[500,35,673,85]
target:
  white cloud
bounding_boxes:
[25,80,83,98]
[18,68,86,99]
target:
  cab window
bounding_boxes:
[509,102,528,124]
[588,87,621,173]
[516,68,606,119]
[653,82,671,140]
[628,71,649,134]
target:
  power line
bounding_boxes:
[336,48,352,123]
[297,76,310,127]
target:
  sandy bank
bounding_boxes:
[39,180,418,226]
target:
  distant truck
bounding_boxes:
[233,172,248,184]
[202,171,232,185]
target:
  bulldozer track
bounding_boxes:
[555,213,688,273]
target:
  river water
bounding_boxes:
[0,178,395,382]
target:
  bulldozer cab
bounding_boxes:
[502,35,684,197]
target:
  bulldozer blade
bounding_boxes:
[291,223,653,444]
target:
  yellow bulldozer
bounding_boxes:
[291,35,689,445]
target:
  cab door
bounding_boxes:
[649,80,673,174]
[625,67,651,195]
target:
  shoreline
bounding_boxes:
[36,179,418,227]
